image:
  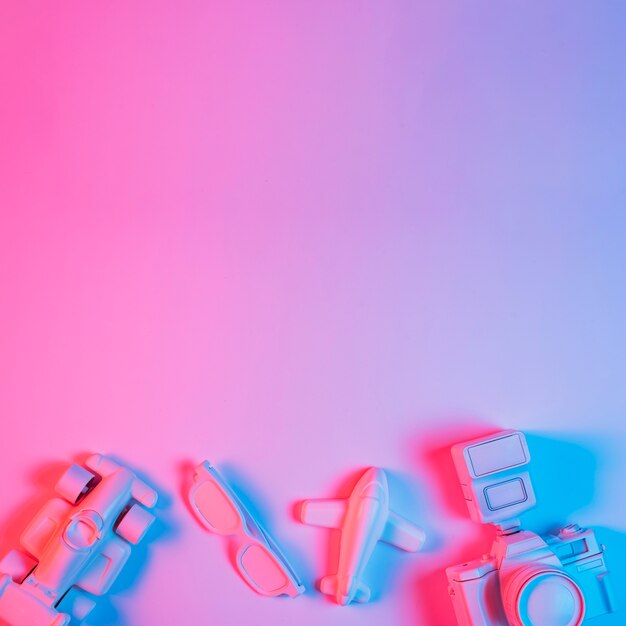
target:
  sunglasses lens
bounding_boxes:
[192,481,240,533]
[239,544,289,594]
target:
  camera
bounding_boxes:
[446,431,615,626]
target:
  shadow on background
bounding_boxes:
[411,420,501,626]
[522,433,625,624]
[368,468,437,603]
[410,422,626,626]
[220,460,311,591]
[0,460,69,561]
[523,432,599,532]
[0,453,176,626]
[84,453,177,626]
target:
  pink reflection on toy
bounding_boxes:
[298,467,425,606]
[188,461,304,598]
[0,455,157,626]
[446,431,615,626]
[410,423,502,626]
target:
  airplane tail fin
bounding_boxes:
[319,575,337,596]
[353,581,371,603]
[320,575,371,605]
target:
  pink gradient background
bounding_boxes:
[1,2,625,624]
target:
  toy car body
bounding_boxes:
[0,455,157,626]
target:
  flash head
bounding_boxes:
[451,430,536,526]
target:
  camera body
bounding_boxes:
[447,525,615,626]
[447,430,615,626]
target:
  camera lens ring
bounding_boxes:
[503,565,585,626]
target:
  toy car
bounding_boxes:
[0,454,157,625]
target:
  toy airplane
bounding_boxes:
[0,454,157,626]
[298,467,425,605]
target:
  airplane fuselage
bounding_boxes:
[335,468,390,605]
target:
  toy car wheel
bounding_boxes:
[57,587,96,622]
[0,549,37,583]
[116,504,155,544]
[55,464,97,504]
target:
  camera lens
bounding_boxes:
[504,566,585,626]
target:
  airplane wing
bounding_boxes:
[299,499,348,528]
[380,510,426,552]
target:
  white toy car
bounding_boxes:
[0,454,157,626]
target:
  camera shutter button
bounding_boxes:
[558,524,581,538]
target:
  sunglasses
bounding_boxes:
[188,461,305,598]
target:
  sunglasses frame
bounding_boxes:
[189,461,304,598]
